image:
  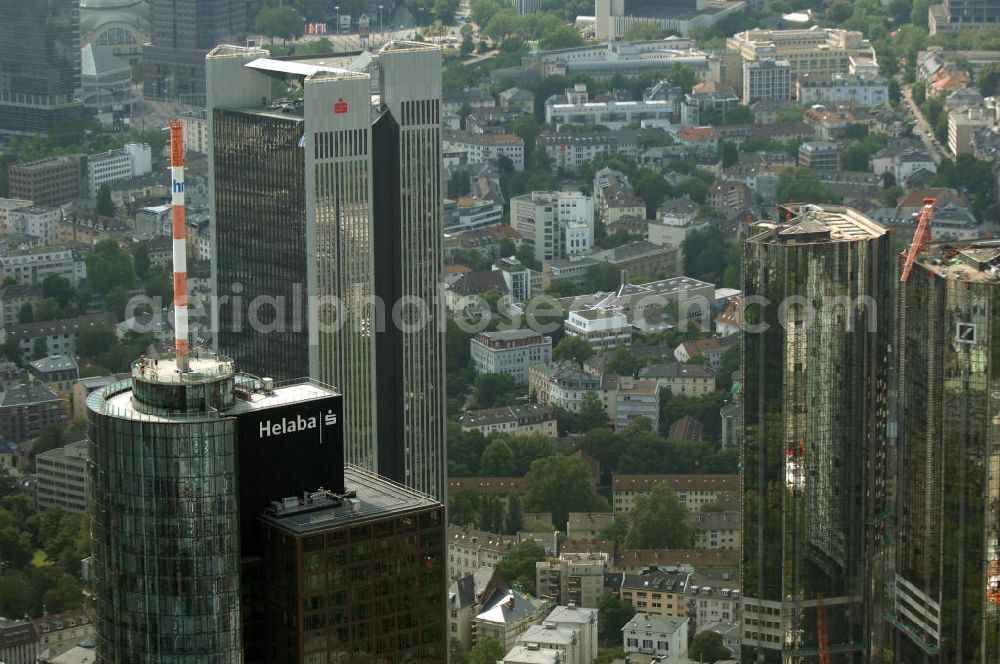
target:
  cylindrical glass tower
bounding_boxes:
[88,353,242,663]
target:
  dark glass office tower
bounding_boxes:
[144,0,246,103]
[257,466,447,663]
[208,44,447,501]
[0,0,84,135]
[212,105,309,381]
[890,243,1000,663]
[941,0,1000,25]
[740,205,892,663]
[88,349,343,663]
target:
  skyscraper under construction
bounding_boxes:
[740,204,893,663]
[890,237,1000,662]
[207,43,446,501]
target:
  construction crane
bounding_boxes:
[900,198,937,283]
[816,592,830,664]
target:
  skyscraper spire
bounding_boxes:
[169,119,189,372]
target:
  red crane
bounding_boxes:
[817,592,830,664]
[900,198,937,283]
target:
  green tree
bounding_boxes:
[505,493,524,534]
[449,488,481,525]
[540,25,583,50]
[480,438,517,475]
[585,262,622,292]
[719,141,738,168]
[31,337,49,360]
[633,169,670,217]
[469,636,507,664]
[605,346,642,377]
[86,239,136,295]
[449,169,472,198]
[598,592,635,645]
[133,243,150,280]
[525,455,607,530]
[666,64,697,94]
[689,630,732,663]
[95,183,114,217]
[76,322,117,359]
[598,518,628,546]
[474,372,517,408]
[979,63,1000,97]
[884,185,905,207]
[31,424,65,458]
[623,22,664,41]
[33,298,62,322]
[496,540,546,594]
[623,483,694,548]
[776,167,840,204]
[552,335,594,364]
[17,302,33,324]
[41,275,75,310]
[0,465,15,499]
[256,6,305,43]
[577,391,609,431]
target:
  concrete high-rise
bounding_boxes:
[0,0,84,135]
[890,242,1000,663]
[144,0,246,103]
[208,43,447,501]
[87,350,343,663]
[740,204,893,663]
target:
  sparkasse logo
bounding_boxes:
[259,409,338,438]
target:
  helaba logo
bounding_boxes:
[172,179,184,193]
[259,409,338,437]
[334,98,348,114]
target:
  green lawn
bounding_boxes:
[31,550,53,567]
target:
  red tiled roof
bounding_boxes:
[678,125,718,141]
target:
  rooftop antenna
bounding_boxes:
[169,119,189,371]
[900,198,936,283]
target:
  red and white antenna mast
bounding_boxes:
[169,120,189,372]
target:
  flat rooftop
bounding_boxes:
[751,204,886,245]
[915,241,1000,283]
[260,465,440,535]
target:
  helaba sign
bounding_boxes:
[259,408,337,438]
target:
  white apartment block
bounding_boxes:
[686,583,741,632]
[443,130,526,170]
[470,329,553,385]
[444,197,504,233]
[529,363,603,413]
[511,191,594,263]
[9,206,61,245]
[546,99,673,130]
[797,72,889,107]
[565,220,592,255]
[605,376,660,431]
[35,439,88,514]
[623,613,688,663]
[536,552,609,609]
[742,58,794,104]
[565,308,632,352]
[612,474,739,512]
[545,606,599,664]
[688,510,741,550]
[948,106,995,156]
[180,113,209,154]
[457,404,558,437]
[0,246,86,285]
[448,526,520,580]
[515,623,582,664]
[87,142,152,197]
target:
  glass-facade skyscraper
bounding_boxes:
[891,243,1000,663]
[88,350,344,662]
[740,205,893,663]
[144,0,246,103]
[207,44,447,501]
[0,0,84,135]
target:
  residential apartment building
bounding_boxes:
[947,105,994,156]
[593,167,646,223]
[34,439,88,513]
[741,205,892,662]
[742,58,794,104]
[5,313,116,362]
[605,376,660,431]
[457,404,557,437]
[798,141,841,170]
[566,512,620,541]
[797,72,889,107]
[544,606,598,664]
[545,98,673,130]
[86,142,152,196]
[470,329,554,385]
[536,552,609,608]
[539,129,663,170]
[689,510,741,550]
[620,568,692,619]
[529,363,603,413]
[444,197,504,233]
[449,526,522,579]
[444,130,526,170]
[449,567,507,649]
[476,589,552,651]
[0,383,67,443]
[8,206,61,245]
[686,582,742,633]
[511,191,594,263]
[8,155,84,206]
[612,474,739,512]
[622,613,688,662]
[513,623,582,664]
[0,245,87,286]
[640,362,715,397]
[27,354,79,393]
[0,198,34,233]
